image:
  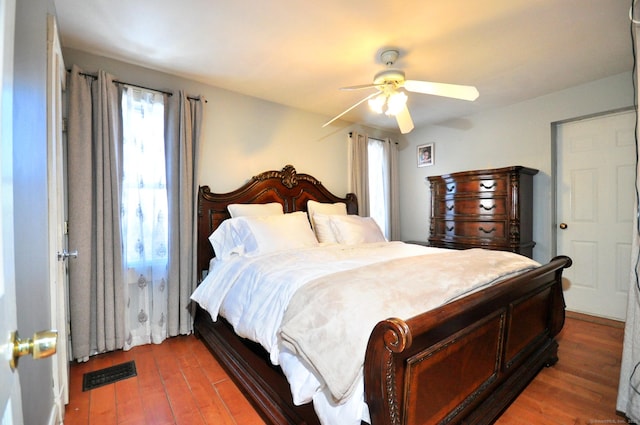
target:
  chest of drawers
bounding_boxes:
[427,166,538,258]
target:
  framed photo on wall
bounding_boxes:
[417,143,434,167]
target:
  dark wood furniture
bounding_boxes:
[428,166,539,258]
[195,164,571,425]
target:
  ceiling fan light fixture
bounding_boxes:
[368,90,407,116]
[368,93,386,114]
[386,91,407,116]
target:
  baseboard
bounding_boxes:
[566,310,625,328]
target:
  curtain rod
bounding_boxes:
[348,132,398,144]
[73,70,207,103]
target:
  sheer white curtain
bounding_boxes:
[121,87,169,349]
[617,206,640,422]
[368,138,387,232]
[617,19,640,423]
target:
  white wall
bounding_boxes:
[62,50,634,264]
[399,72,634,263]
[62,48,398,196]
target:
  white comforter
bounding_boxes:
[190,242,539,425]
[191,242,443,363]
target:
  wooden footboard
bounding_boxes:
[364,255,571,425]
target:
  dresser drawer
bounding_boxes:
[433,177,508,197]
[435,220,507,240]
[435,197,507,217]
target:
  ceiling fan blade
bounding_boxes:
[396,105,414,134]
[322,92,379,128]
[339,83,383,91]
[404,80,479,101]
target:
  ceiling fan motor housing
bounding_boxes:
[373,69,406,90]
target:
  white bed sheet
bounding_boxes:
[191,241,447,425]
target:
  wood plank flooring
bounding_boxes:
[65,315,627,425]
[65,335,265,425]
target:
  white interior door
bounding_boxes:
[46,15,69,422]
[0,0,23,423]
[556,109,635,321]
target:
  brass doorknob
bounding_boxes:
[10,330,58,370]
[559,223,568,229]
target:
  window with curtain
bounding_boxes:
[349,131,399,240]
[67,66,203,360]
[121,86,169,349]
[367,137,389,237]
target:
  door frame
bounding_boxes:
[551,105,635,258]
[551,106,635,320]
[46,14,68,423]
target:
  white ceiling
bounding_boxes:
[54,0,634,132]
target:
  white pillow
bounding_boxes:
[244,212,319,254]
[228,202,283,218]
[209,212,319,258]
[208,217,258,259]
[311,213,339,244]
[329,215,387,245]
[307,200,347,240]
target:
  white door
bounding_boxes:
[556,109,635,321]
[47,15,69,422]
[0,0,23,423]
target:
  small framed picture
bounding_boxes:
[417,143,434,167]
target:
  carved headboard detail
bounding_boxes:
[197,165,358,279]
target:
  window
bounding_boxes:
[121,88,168,267]
[121,86,169,347]
[367,137,390,238]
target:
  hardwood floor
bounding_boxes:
[496,314,626,425]
[65,335,266,425]
[65,315,626,425]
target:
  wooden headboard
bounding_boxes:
[197,164,358,279]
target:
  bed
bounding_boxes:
[193,164,572,425]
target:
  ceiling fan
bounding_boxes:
[322,49,479,134]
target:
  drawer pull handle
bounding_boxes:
[478,226,496,234]
[447,185,455,192]
[446,204,454,211]
[480,182,496,190]
[446,226,454,232]
[479,203,496,211]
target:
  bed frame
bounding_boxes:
[194,164,572,425]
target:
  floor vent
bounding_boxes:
[82,360,137,391]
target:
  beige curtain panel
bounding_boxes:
[67,65,125,360]
[349,131,370,217]
[165,91,203,337]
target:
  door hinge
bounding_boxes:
[64,220,69,235]
[62,118,67,133]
